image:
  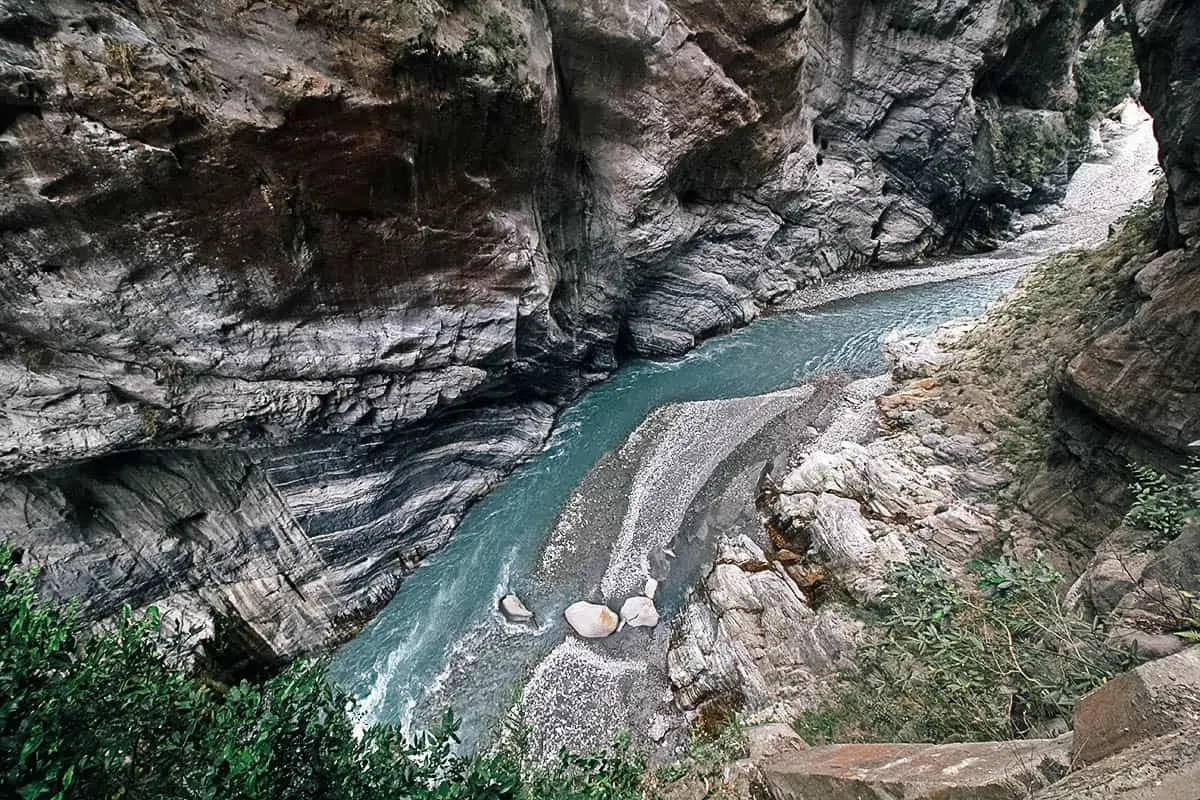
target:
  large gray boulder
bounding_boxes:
[619,595,659,629]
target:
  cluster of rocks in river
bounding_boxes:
[507,576,662,638]
[564,595,657,639]
[0,0,1138,669]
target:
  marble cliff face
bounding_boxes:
[0,0,1147,670]
[1062,0,1200,452]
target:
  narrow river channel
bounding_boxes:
[331,119,1159,751]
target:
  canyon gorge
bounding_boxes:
[2,0,1200,794]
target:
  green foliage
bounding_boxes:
[1125,455,1200,551]
[989,111,1075,186]
[646,715,747,797]
[522,734,648,800]
[0,546,654,800]
[793,553,1138,745]
[1172,589,1200,642]
[1075,30,1137,123]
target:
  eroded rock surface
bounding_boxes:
[760,737,1073,800]
[1060,0,1200,452]
[0,0,1135,665]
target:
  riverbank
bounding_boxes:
[331,272,1023,749]
[331,113,1162,755]
[509,115,1163,758]
[659,173,1200,798]
[670,177,1174,728]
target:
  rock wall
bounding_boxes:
[1060,0,1200,452]
[0,0,1121,668]
[1125,0,1200,248]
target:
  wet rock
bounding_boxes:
[564,601,619,639]
[500,594,534,623]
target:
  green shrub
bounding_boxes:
[793,553,1138,745]
[1125,455,1200,551]
[1075,30,1137,123]
[990,112,1075,186]
[0,546,653,800]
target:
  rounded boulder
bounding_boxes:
[564,601,619,638]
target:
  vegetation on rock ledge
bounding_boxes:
[948,193,1163,473]
[793,553,1139,745]
[1074,27,1138,125]
[1126,454,1200,551]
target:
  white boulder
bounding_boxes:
[619,595,660,628]
[564,601,619,638]
[500,593,534,622]
[644,577,659,599]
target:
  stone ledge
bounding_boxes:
[760,736,1071,800]
[1071,646,1200,766]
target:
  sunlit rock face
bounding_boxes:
[0,0,1119,668]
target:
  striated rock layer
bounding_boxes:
[0,0,1129,666]
[1060,0,1200,453]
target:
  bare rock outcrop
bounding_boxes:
[761,737,1073,800]
[0,0,1127,667]
[1060,0,1200,452]
[1031,647,1200,798]
[667,534,860,725]
[667,343,1011,726]
[1124,0,1200,248]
